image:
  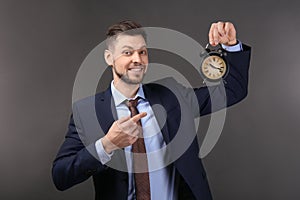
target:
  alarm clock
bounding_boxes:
[200,43,228,82]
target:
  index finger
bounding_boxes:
[131,112,147,123]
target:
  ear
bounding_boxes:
[104,49,113,66]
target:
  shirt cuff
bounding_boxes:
[221,40,243,52]
[95,138,114,165]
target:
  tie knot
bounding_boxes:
[126,98,139,108]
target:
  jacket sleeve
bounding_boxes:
[193,44,251,116]
[52,112,106,191]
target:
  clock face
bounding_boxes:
[201,55,227,80]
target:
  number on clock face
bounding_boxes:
[201,55,226,80]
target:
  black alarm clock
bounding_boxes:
[200,43,228,82]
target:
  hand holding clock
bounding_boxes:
[208,21,237,46]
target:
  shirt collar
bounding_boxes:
[110,81,145,106]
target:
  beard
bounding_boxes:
[113,65,146,84]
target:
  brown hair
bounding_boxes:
[106,20,147,49]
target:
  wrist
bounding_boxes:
[224,39,237,46]
[101,136,116,154]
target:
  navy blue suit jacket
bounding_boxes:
[52,45,251,200]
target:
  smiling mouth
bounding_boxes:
[128,67,144,72]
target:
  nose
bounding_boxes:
[131,51,142,64]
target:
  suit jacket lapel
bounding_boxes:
[95,87,117,134]
[143,84,171,143]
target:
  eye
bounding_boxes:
[123,50,132,56]
[139,50,148,55]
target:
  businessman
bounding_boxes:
[52,20,251,200]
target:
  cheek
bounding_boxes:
[114,58,131,69]
[142,56,149,63]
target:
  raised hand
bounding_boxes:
[209,21,237,46]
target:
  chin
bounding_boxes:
[121,77,143,85]
[129,79,143,84]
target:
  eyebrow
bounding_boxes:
[121,45,147,50]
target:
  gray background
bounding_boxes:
[1,0,299,199]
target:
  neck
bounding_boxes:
[113,79,140,98]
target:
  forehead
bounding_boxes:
[112,34,146,50]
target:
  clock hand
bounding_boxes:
[209,64,222,71]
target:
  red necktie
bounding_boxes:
[127,98,151,200]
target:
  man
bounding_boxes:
[52,20,251,200]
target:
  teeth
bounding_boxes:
[129,68,142,72]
